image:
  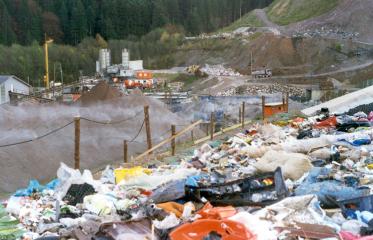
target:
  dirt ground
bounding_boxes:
[287,0,373,43]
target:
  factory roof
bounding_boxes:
[0,75,31,87]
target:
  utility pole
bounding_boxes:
[44,34,53,89]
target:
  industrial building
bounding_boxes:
[0,75,31,104]
[96,49,156,89]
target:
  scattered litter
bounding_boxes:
[4,107,373,239]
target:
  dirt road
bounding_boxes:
[274,60,373,79]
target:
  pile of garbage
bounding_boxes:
[5,108,373,239]
[201,64,241,77]
[217,83,305,97]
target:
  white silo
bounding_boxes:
[105,49,111,68]
[99,49,107,70]
[122,49,130,69]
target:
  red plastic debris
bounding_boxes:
[314,116,337,128]
[169,219,256,240]
[197,202,237,220]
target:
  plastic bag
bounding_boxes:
[83,194,116,216]
[55,163,100,200]
[14,179,60,197]
[153,213,180,230]
[229,212,277,240]
[254,150,313,180]
[100,166,115,184]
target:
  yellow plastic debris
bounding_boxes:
[114,167,151,184]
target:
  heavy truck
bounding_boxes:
[252,69,272,78]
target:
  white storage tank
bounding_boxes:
[105,49,111,68]
[122,49,130,69]
[99,49,107,70]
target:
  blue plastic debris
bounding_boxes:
[185,175,208,187]
[295,168,368,207]
[14,179,60,197]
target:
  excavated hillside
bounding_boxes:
[176,33,373,77]
[287,0,373,43]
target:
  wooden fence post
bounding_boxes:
[171,125,176,156]
[74,117,80,170]
[191,121,194,142]
[123,140,128,164]
[286,92,289,112]
[242,102,245,129]
[210,112,214,140]
[144,105,152,153]
[239,107,242,124]
[262,96,266,120]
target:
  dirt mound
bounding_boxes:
[78,81,123,106]
[0,95,191,193]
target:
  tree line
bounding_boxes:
[0,27,185,86]
[0,0,273,46]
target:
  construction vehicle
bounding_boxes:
[186,65,208,77]
[111,70,156,89]
[252,69,272,78]
[124,78,156,89]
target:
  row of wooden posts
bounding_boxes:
[72,105,200,170]
[72,96,288,169]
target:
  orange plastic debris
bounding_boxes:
[157,202,184,218]
[314,116,337,129]
[197,202,237,220]
[157,202,195,218]
[169,219,256,240]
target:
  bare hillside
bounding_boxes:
[287,0,373,42]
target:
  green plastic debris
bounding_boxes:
[209,140,222,149]
[0,205,25,240]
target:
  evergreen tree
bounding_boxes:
[0,0,274,45]
[0,0,16,45]
[69,0,88,44]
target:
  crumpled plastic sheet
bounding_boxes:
[229,212,277,240]
[295,167,368,207]
[150,179,186,203]
[254,195,340,231]
[118,167,199,191]
[153,213,180,230]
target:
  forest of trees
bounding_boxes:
[0,0,273,46]
[0,0,274,85]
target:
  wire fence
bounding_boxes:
[0,120,74,148]
[80,109,143,125]
[0,110,144,148]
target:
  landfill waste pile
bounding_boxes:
[6,108,373,239]
[201,64,241,77]
[217,83,305,97]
